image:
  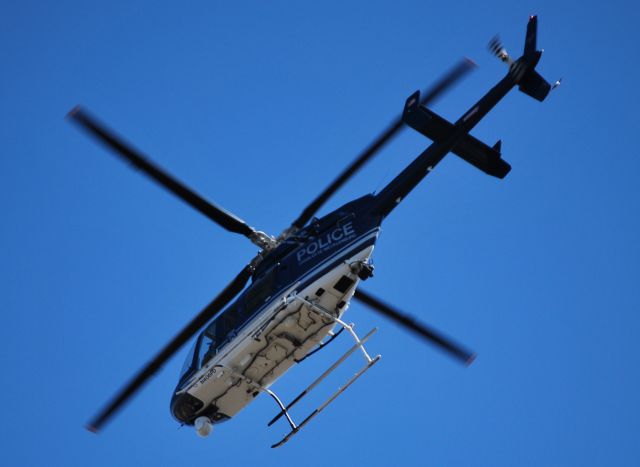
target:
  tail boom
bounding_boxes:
[371,16,553,218]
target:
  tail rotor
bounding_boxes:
[488,16,558,102]
[488,36,513,65]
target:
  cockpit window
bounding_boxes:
[198,334,216,368]
[244,273,276,312]
[179,339,197,381]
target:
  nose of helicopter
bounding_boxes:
[170,391,230,426]
[170,391,204,424]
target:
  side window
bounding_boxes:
[198,334,215,368]
[179,340,197,380]
[244,273,276,313]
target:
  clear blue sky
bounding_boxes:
[2,1,639,466]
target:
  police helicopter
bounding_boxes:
[70,16,556,447]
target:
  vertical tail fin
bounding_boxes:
[524,15,537,56]
[516,15,552,102]
[489,16,553,102]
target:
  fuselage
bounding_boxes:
[171,194,383,425]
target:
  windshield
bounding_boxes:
[179,298,258,380]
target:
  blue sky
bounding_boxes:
[2,1,640,466]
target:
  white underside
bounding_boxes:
[180,245,375,419]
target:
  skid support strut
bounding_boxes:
[267,293,381,448]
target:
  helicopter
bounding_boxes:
[69,16,556,448]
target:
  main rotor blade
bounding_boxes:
[353,289,476,365]
[68,107,256,239]
[86,265,253,433]
[289,58,476,231]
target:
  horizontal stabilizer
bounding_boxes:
[518,69,551,102]
[403,91,511,178]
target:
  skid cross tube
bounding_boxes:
[267,292,381,448]
[268,327,378,427]
[292,294,376,362]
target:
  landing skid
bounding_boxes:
[266,293,381,448]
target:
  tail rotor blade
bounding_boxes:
[86,265,253,433]
[353,289,476,365]
[68,107,258,240]
[287,58,476,232]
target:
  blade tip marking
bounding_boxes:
[66,105,82,120]
[86,424,100,434]
[463,57,478,69]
